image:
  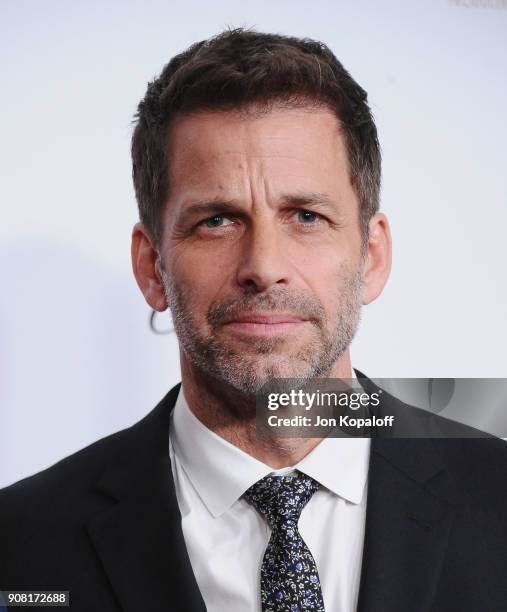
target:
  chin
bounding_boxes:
[234,357,317,387]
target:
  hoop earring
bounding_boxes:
[149,309,174,335]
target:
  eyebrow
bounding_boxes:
[177,191,339,225]
[279,191,337,210]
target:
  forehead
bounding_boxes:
[165,105,354,204]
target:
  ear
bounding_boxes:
[361,213,392,305]
[131,222,167,311]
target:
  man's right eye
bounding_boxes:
[201,215,234,228]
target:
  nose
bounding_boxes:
[236,223,290,292]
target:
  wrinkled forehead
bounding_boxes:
[164,105,351,203]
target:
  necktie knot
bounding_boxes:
[244,471,320,528]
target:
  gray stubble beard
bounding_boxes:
[160,262,363,397]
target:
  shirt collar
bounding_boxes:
[170,370,370,518]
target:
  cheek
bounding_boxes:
[292,247,342,290]
[293,250,357,313]
[169,251,230,317]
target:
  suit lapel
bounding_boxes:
[357,439,456,612]
[355,373,457,612]
[86,384,206,612]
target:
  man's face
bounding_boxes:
[157,105,366,394]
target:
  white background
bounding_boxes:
[1,0,506,487]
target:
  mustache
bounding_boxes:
[207,289,326,328]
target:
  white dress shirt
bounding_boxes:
[168,379,371,612]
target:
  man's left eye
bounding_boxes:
[297,210,319,223]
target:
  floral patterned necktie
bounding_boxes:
[244,471,325,611]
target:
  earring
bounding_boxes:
[149,309,174,335]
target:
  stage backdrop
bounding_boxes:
[1,0,506,487]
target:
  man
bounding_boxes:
[1,28,506,612]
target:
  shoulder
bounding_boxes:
[0,384,180,521]
[0,424,136,584]
[438,436,507,492]
[0,423,132,519]
[420,437,507,526]
[0,385,180,586]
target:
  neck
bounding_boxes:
[179,350,353,469]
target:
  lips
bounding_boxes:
[223,313,307,324]
[222,312,308,336]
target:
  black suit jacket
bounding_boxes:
[1,375,507,611]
